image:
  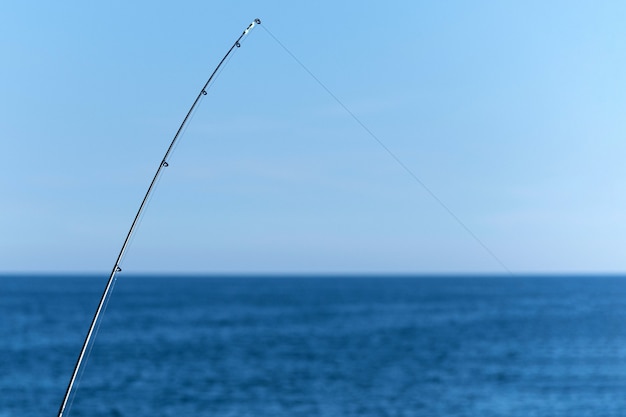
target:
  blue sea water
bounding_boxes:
[2,275,626,417]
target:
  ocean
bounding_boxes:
[2,275,626,417]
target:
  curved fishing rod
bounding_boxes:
[57,18,261,417]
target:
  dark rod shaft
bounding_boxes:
[57,18,260,417]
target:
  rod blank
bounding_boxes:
[57,18,260,417]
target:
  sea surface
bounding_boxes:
[2,275,626,417]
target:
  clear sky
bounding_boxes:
[2,1,626,274]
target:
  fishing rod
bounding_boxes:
[57,18,261,417]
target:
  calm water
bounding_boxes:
[2,275,626,417]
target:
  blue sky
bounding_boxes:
[2,1,626,274]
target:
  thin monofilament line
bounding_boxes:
[260,24,512,275]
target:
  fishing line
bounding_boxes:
[259,24,512,275]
